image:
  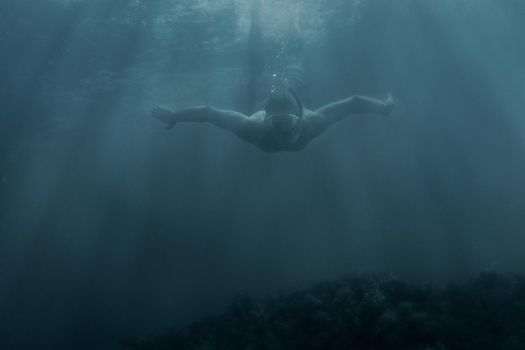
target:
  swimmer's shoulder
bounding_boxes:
[303,108,316,117]
[302,108,320,123]
[299,108,324,138]
[248,110,267,122]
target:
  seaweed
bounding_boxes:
[121,272,525,350]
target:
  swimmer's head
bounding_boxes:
[267,113,301,134]
[265,88,303,134]
[265,89,297,113]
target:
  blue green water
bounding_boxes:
[0,1,524,348]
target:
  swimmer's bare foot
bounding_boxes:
[382,93,395,116]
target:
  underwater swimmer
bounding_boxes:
[151,0,393,152]
[151,89,394,153]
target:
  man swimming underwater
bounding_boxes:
[151,0,394,153]
[151,90,394,153]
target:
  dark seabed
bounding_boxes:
[0,0,524,349]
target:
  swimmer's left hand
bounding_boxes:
[382,94,395,116]
[151,106,177,129]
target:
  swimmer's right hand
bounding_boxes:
[151,106,177,130]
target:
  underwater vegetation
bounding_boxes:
[122,272,525,350]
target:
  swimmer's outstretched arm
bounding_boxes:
[307,95,394,136]
[151,106,258,141]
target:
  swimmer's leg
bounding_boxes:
[246,0,264,113]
